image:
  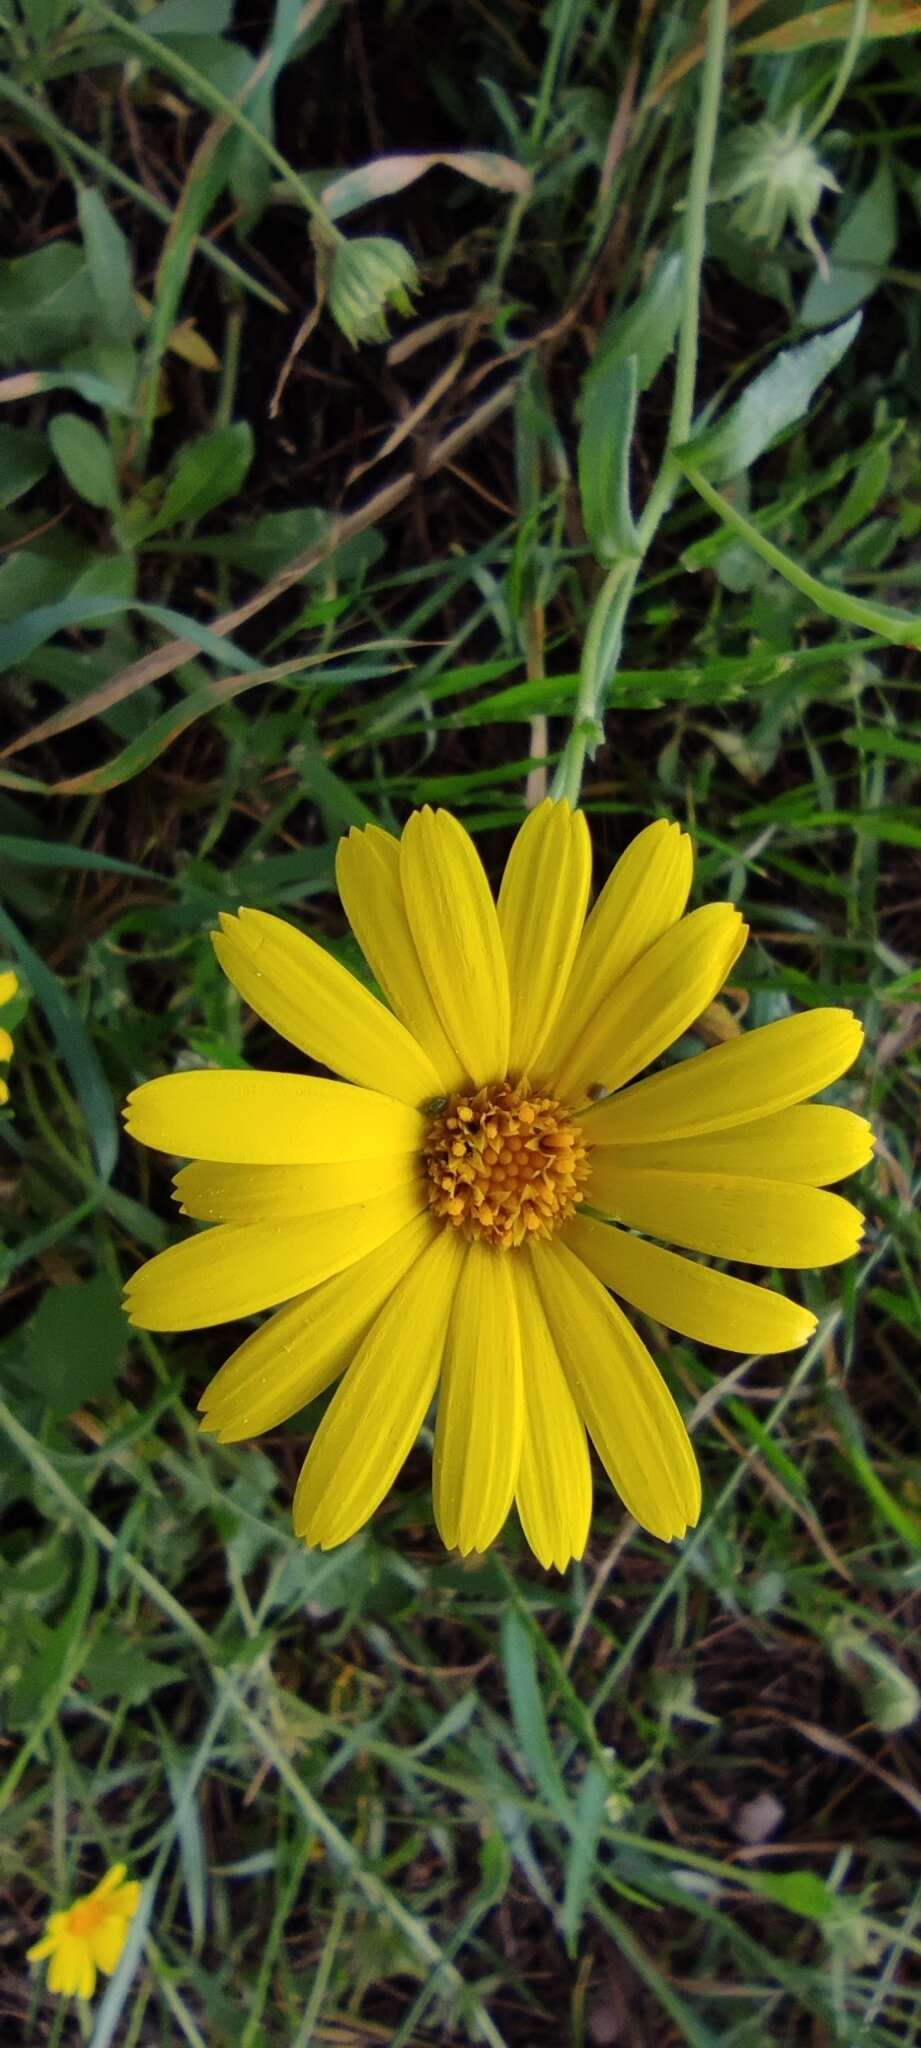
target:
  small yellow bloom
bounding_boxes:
[27,1863,141,1999]
[124,805,870,1569]
[0,967,19,1106]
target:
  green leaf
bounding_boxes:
[25,1276,128,1410]
[82,1631,177,1705]
[562,1761,609,1955]
[594,250,684,393]
[0,592,255,673]
[686,314,861,480]
[161,506,385,585]
[814,434,894,556]
[0,243,96,366]
[35,365,136,413]
[5,1545,98,1728]
[142,0,234,28]
[77,186,141,341]
[500,1608,573,1826]
[843,725,921,763]
[0,834,159,880]
[148,422,254,535]
[754,1869,837,1920]
[147,32,255,100]
[680,459,921,648]
[800,164,896,327]
[159,1722,210,1952]
[48,412,120,513]
[0,424,51,508]
[578,353,639,562]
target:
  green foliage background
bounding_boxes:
[0,1,919,2042]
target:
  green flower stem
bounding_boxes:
[681,460,921,645]
[554,0,730,805]
[551,558,638,803]
[802,0,870,147]
[91,5,344,245]
[667,0,730,454]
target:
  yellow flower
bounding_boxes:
[27,1863,141,1999]
[0,967,18,1106]
[124,805,870,1569]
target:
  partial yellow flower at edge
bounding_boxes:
[124,800,870,1570]
[0,966,19,1106]
[27,1863,141,2000]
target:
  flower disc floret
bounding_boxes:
[423,1080,591,1249]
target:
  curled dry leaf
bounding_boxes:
[322,149,531,221]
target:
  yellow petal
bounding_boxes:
[0,968,18,1006]
[588,1165,863,1267]
[512,1252,592,1570]
[27,1934,57,1963]
[200,1211,436,1439]
[46,1939,74,1995]
[433,1241,524,1554]
[497,799,592,1074]
[400,807,510,1085]
[89,1865,127,1900]
[214,908,442,1107]
[539,819,692,1082]
[599,1105,874,1187]
[532,1239,700,1540]
[566,1214,817,1354]
[336,824,466,1092]
[124,1071,423,1163]
[174,1154,421,1222]
[294,1226,463,1548]
[50,1935,93,1998]
[585,1008,864,1146]
[552,903,747,1105]
[91,1916,128,1975]
[0,1026,12,1061]
[0,1078,8,1106]
[124,1184,424,1330]
[109,1885,141,1919]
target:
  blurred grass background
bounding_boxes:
[1,1,920,2042]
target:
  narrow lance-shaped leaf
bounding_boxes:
[77,186,141,341]
[578,353,639,562]
[594,250,684,393]
[684,314,861,480]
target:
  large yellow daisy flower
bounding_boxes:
[124,805,870,1569]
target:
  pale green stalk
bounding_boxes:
[803,0,870,146]
[552,0,730,804]
[681,460,921,645]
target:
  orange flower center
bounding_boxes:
[68,1899,106,1938]
[423,1079,591,1250]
